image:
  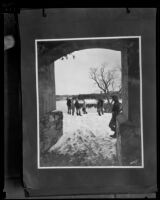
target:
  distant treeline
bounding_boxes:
[78,92,121,100]
[56,91,121,100]
[74,102,113,113]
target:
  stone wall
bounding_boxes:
[38,62,56,116]
[40,110,63,155]
[116,114,141,166]
[127,39,141,126]
[116,39,142,166]
[121,47,128,119]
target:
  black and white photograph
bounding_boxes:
[36,37,143,168]
[4,7,157,199]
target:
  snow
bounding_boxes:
[49,112,118,166]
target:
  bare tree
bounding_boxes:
[89,63,121,109]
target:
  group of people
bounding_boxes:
[66,97,87,116]
[66,95,121,138]
[67,97,105,117]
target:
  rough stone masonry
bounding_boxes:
[40,110,63,155]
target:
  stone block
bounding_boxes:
[40,110,63,154]
[116,119,141,166]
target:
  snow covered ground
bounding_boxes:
[48,109,118,166]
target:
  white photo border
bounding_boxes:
[35,36,144,169]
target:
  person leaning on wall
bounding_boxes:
[109,95,121,138]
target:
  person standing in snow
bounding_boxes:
[100,98,104,115]
[71,98,75,115]
[75,98,82,116]
[97,97,104,116]
[82,99,87,114]
[109,95,121,138]
[99,91,104,115]
[66,97,71,114]
[97,99,102,116]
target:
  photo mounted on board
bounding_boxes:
[35,36,143,168]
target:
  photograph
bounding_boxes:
[36,37,143,168]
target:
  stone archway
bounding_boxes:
[38,38,131,120]
[37,37,142,166]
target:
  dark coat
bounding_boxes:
[112,101,121,118]
[75,100,80,109]
[67,99,71,107]
[97,99,104,108]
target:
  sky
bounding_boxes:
[55,48,121,95]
